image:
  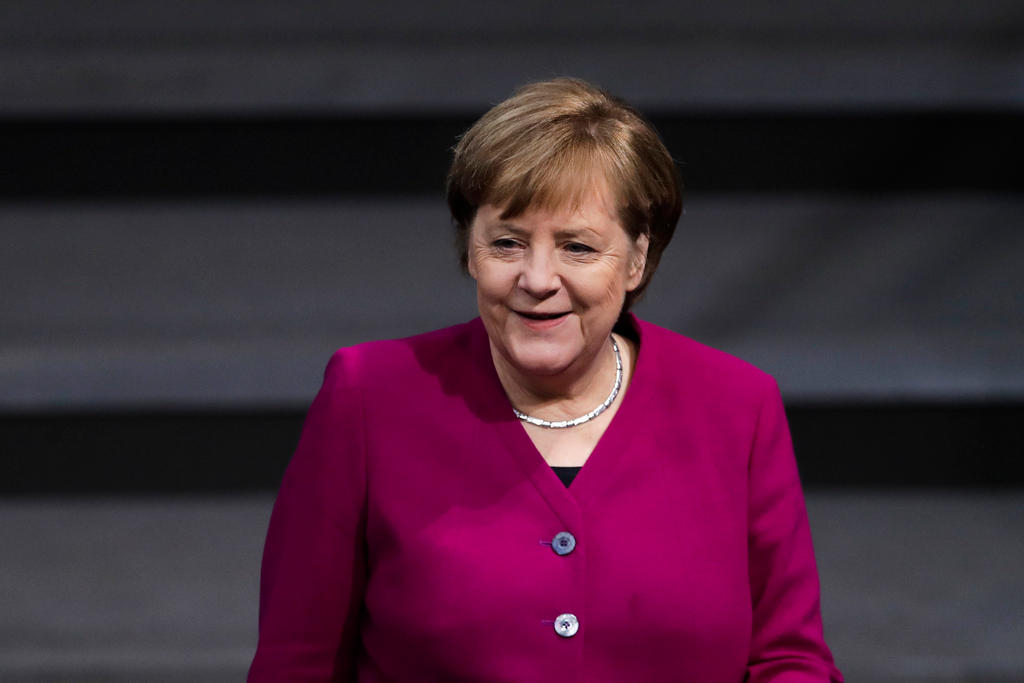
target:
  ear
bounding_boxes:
[626,233,649,291]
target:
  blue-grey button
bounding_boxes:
[554,613,579,638]
[552,531,576,556]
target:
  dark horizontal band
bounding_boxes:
[2,402,1021,495]
[3,111,1021,197]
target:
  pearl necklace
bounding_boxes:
[512,336,622,429]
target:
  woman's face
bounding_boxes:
[468,187,648,381]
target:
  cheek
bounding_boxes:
[568,264,630,314]
[598,278,628,312]
[472,260,515,300]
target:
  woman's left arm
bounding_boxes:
[746,379,844,682]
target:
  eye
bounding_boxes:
[492,238,521,250]
[564,242,595,255]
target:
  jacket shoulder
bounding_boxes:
[322,319,481,391]
[636,318,778,400]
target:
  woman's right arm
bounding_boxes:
[248,350,368,682]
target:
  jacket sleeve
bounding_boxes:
[745,379,843,682]
[248,350,368,682]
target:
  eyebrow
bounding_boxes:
[493,222,601,240]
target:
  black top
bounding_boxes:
[550,466,581,488]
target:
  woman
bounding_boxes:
[249,78,842,682]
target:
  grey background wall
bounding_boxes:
[2,0,1022,410]
[3,1,1024,111]
[2,2,1023,681]
[3,197,1023,408]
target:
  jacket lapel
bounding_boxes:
[463,315,654,525]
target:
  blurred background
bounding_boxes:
[1,1,1022,681]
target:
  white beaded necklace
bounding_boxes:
[512,336,622,429]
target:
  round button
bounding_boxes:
[552,531,576,556]
[554,613,579,638]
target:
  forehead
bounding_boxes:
[474,186,623,236]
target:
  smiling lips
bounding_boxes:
[517,311,569,320]
[515,310,571,330]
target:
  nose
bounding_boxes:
[518,247,560,299]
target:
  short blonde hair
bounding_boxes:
[446,77,682,311]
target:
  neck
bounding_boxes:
[491,336,619,422]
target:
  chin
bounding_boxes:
[504,339,581,378]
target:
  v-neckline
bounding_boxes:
[472,315,651,521]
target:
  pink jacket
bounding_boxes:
[249,316,842,681]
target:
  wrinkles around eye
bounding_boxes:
[564,242,595,255]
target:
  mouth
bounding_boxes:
[515,311,570,321]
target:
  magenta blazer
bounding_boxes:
[249,316,842,681]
